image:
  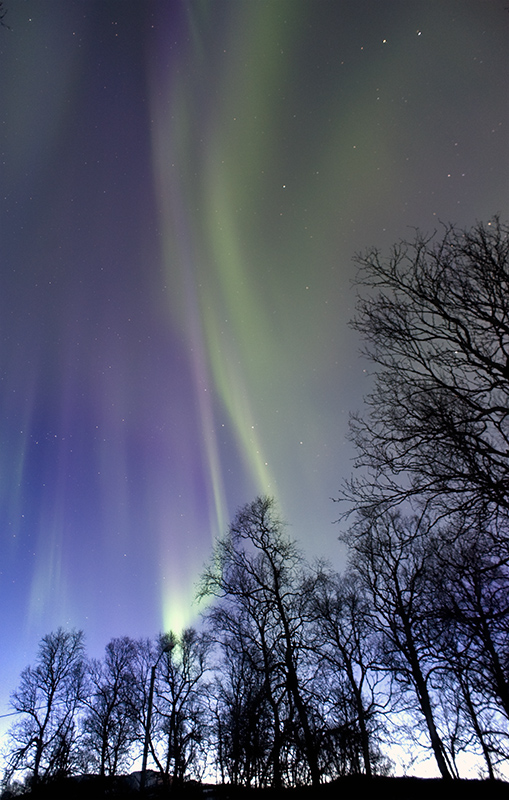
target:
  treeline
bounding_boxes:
[3,495,508,790]
[3,500,390,792]
[3,219,509,790]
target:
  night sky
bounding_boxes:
[0,0,508,748]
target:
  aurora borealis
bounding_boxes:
[0,0,508,740]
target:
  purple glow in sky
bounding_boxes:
[0,0,508,744]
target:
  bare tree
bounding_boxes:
[82,637,140,777]
[199,496,321,787]
[310,567,388,777]
[125,637,161,778]
[427,519,509,774]
[347,218,509,527]
[344,514,456,779]
[4,629,86,787]
[208,630,273,787]
[151,629,210,786]
[204,582,287,788]
[341,219,509,774]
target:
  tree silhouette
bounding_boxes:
[199,496,321,787]
[347,218,509,527]
[310,567,388,777]
[344,513,455,779]
[341,220,509,777]
[208,626,273,787]
[4,629,86,787]
[152,629,210,786]
[82,637,140,777]
[427,518,509,773]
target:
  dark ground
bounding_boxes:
[3,775,508,800]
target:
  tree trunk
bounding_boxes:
[345,662,372,777]
[399,609,453,780]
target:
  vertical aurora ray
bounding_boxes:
[150,0,304,475]
[147,2,307,628]
[148,25,227,630]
